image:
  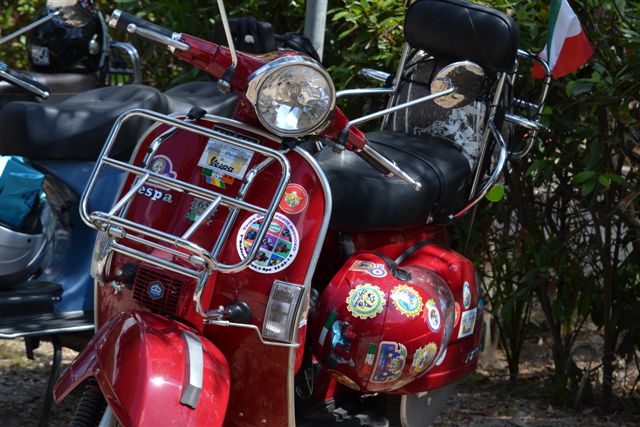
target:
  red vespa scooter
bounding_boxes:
[53,0,550,425]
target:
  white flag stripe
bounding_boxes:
[544,0,583,68]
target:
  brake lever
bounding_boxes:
[358,144,422,192]
[0,62,50,99]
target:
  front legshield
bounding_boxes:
[54,311,230,426]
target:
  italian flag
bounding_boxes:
[533,0,593,79]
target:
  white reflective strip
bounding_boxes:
[180,331,204,408]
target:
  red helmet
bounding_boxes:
[309,253,454,392]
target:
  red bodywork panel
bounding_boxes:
[53,311,230,427]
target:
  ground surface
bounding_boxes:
[0,335,638,426]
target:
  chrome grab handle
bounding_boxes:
[109,41,143,84]
[450,120,508,219]
[81,109,291,279]
[509,50,551,159]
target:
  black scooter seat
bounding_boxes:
[315,131,472,231]
[0,84,168,161]
[164,81,238,117]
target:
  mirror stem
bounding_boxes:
[216,0,237,93]
[0,9,62,46]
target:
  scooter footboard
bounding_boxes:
[54,311,230,427]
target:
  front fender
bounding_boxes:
[54,311,230,426]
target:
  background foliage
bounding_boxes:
[1,0,639,413]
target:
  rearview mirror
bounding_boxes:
[46,0,93,27]
[431,61,486,109]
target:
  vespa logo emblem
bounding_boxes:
[148,281,165,300]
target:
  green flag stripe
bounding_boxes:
[546,0,562,56]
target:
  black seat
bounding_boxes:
[0,84,168,161]
[164,81,238,117]
[315,131,471,231]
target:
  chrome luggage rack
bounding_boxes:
[80,109,291,323]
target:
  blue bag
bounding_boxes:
[0,156,44,228]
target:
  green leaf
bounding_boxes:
[598,175,611,188]
[572,170,596,184]
[582,179,597,196]
[486,184,505,203]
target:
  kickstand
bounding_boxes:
[38,335,62,427]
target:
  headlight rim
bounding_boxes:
[246,55,336,137]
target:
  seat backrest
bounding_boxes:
[405,0,519,75]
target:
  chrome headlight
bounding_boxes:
[246,56,336,137]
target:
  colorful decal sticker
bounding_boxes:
[318,311,338,346]
[349,260,387,278]
[201,168,235,189]
[186,199,214,223]
[435,348,447,366]
[390,284,423,317]
[236,213,299,274]
[148,281,164,300]
[370,341,407,383]
[279,183,309,215]
[463,281,472,309]
[458,308,477,339]
[136,155,178,203]
[150,155,178,180]
[198,138,254,181]
[363,343,378,375]
[411,342,438,375]
[454,302,461,327]
[328,370,360,391]
[425,299,441,332]
[346,284,386,320]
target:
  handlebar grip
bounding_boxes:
[109,9,174,38]
[357,148,394,177]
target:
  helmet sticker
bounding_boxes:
[425,299,441,332]
[390,284,423,317]
[328,370,360,391]
[30,45,50,66]
[236,213,300,274]
[362,343,378,375]
[411,342,438,375]
[346,284,386,320]
[458,307,478,339]
[454,302,461,327]
[370,341,407,383]
[318,311,338,346]
[349,260,388,278]
[463,281,472,309]
[278,183,309,214]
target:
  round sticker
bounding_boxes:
[279,183,309,215]
[150,154,177,179]
[463,281,472,309]
[412,342,438,375]
[390,284,423,317]
[425,299,441,332]
[236,213,299,274]
[346,284,386,320]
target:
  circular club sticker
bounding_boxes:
[279,183,309,215]
[346,284,386,320]
[236,213,299,274]
[390,284,423,318]
[463,281,472,309]
[425,299,441,332]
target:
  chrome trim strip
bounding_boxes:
[216,0,238,69]
[180,331,204,408]
[286,146,333,427]
[381,43,410,129]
